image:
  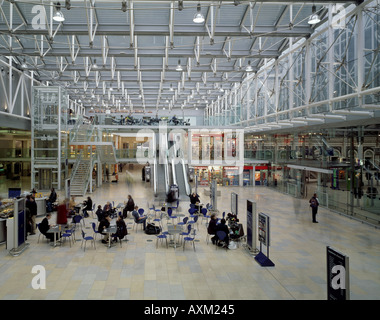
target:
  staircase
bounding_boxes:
[70,150,93,196]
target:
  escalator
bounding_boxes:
[153,132,170,198]
[170,147,191,199]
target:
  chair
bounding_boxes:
[167,208,177,225]
[88,203,96,219]
[73,214,84,232]
[138,208,145,216]
[152,204,161,218]
[201,208,210,225]
[183,229,196,251]
[81,230,96,251]
[156,227,168,249]
[133,215,145,232]
[177,216,188,227]
[153,212,164,228]
[37,223,49,244]
[91,222,101,240]
[171,199,179,213]
[61,228,74,247]
[179,224,192,244]
[215,231,228,250]
[188,215,198,230]
[188,208,197,219]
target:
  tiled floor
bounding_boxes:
[0,166,379,300]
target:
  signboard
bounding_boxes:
[246,200,256,251]
[327,246,350,300]
[258,212,270,247]
[231,192,238,215]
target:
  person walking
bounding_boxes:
[309,193,319,223]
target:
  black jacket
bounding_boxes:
[84,199,93,210]
[207,219,217,235]
[26,199,37,216]
[216,223,229,239]
[98,218,110,234]
[125,198,135,212]
[39,217,50,235]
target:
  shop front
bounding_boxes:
[193,166,242,186]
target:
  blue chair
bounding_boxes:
[171,199,179,213]
[215,230,228,250]
[177,216,188,227]
[152,204,161,218]
[91,222,101,240]
[167,208,177,224]
[73,214,84,231]
[179,224,192,244]
[201,208,210,225]
[188,208,197,219]
[156,227,168,248]
[183,229,196,251]
[61,228,74,247]
[81,230,96,251]
[138,208,145,216]
[188,215,198,230]
[153,212,164,228]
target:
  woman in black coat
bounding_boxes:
[125,195,135,212]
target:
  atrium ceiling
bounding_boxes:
[0,0,358,113]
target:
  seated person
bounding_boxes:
[207,214,218,244]
[215,218,230,247]
[82,196,93,217]
[95,205,104,222]
[47,188,57,212]
[132,206,147,230]
[113,215,128,242]
[97,214,111,244]
[103,201,113,215]
[38,213,59,242]
[68,196,76,216]
[189,192,200,205]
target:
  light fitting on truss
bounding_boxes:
[193,2,205,24]
[53,2,65,22]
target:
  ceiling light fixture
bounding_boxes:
[178,0,183,11]
[92,59,98,69]
[53,2,65,22]
[121,0,127,13]
[176,60,183,71]
[246,60,253,72]
[308,5,321,25]
[21,58,27,69]
[193,2,205,24]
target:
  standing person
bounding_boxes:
[208,214,218,245]
[95,205,104,222]
[26,195,37,234]
[124,195,135,216]
[309,193,319,223]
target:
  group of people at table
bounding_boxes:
[38,191,232,248]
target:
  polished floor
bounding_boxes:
[0,166,379,300]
